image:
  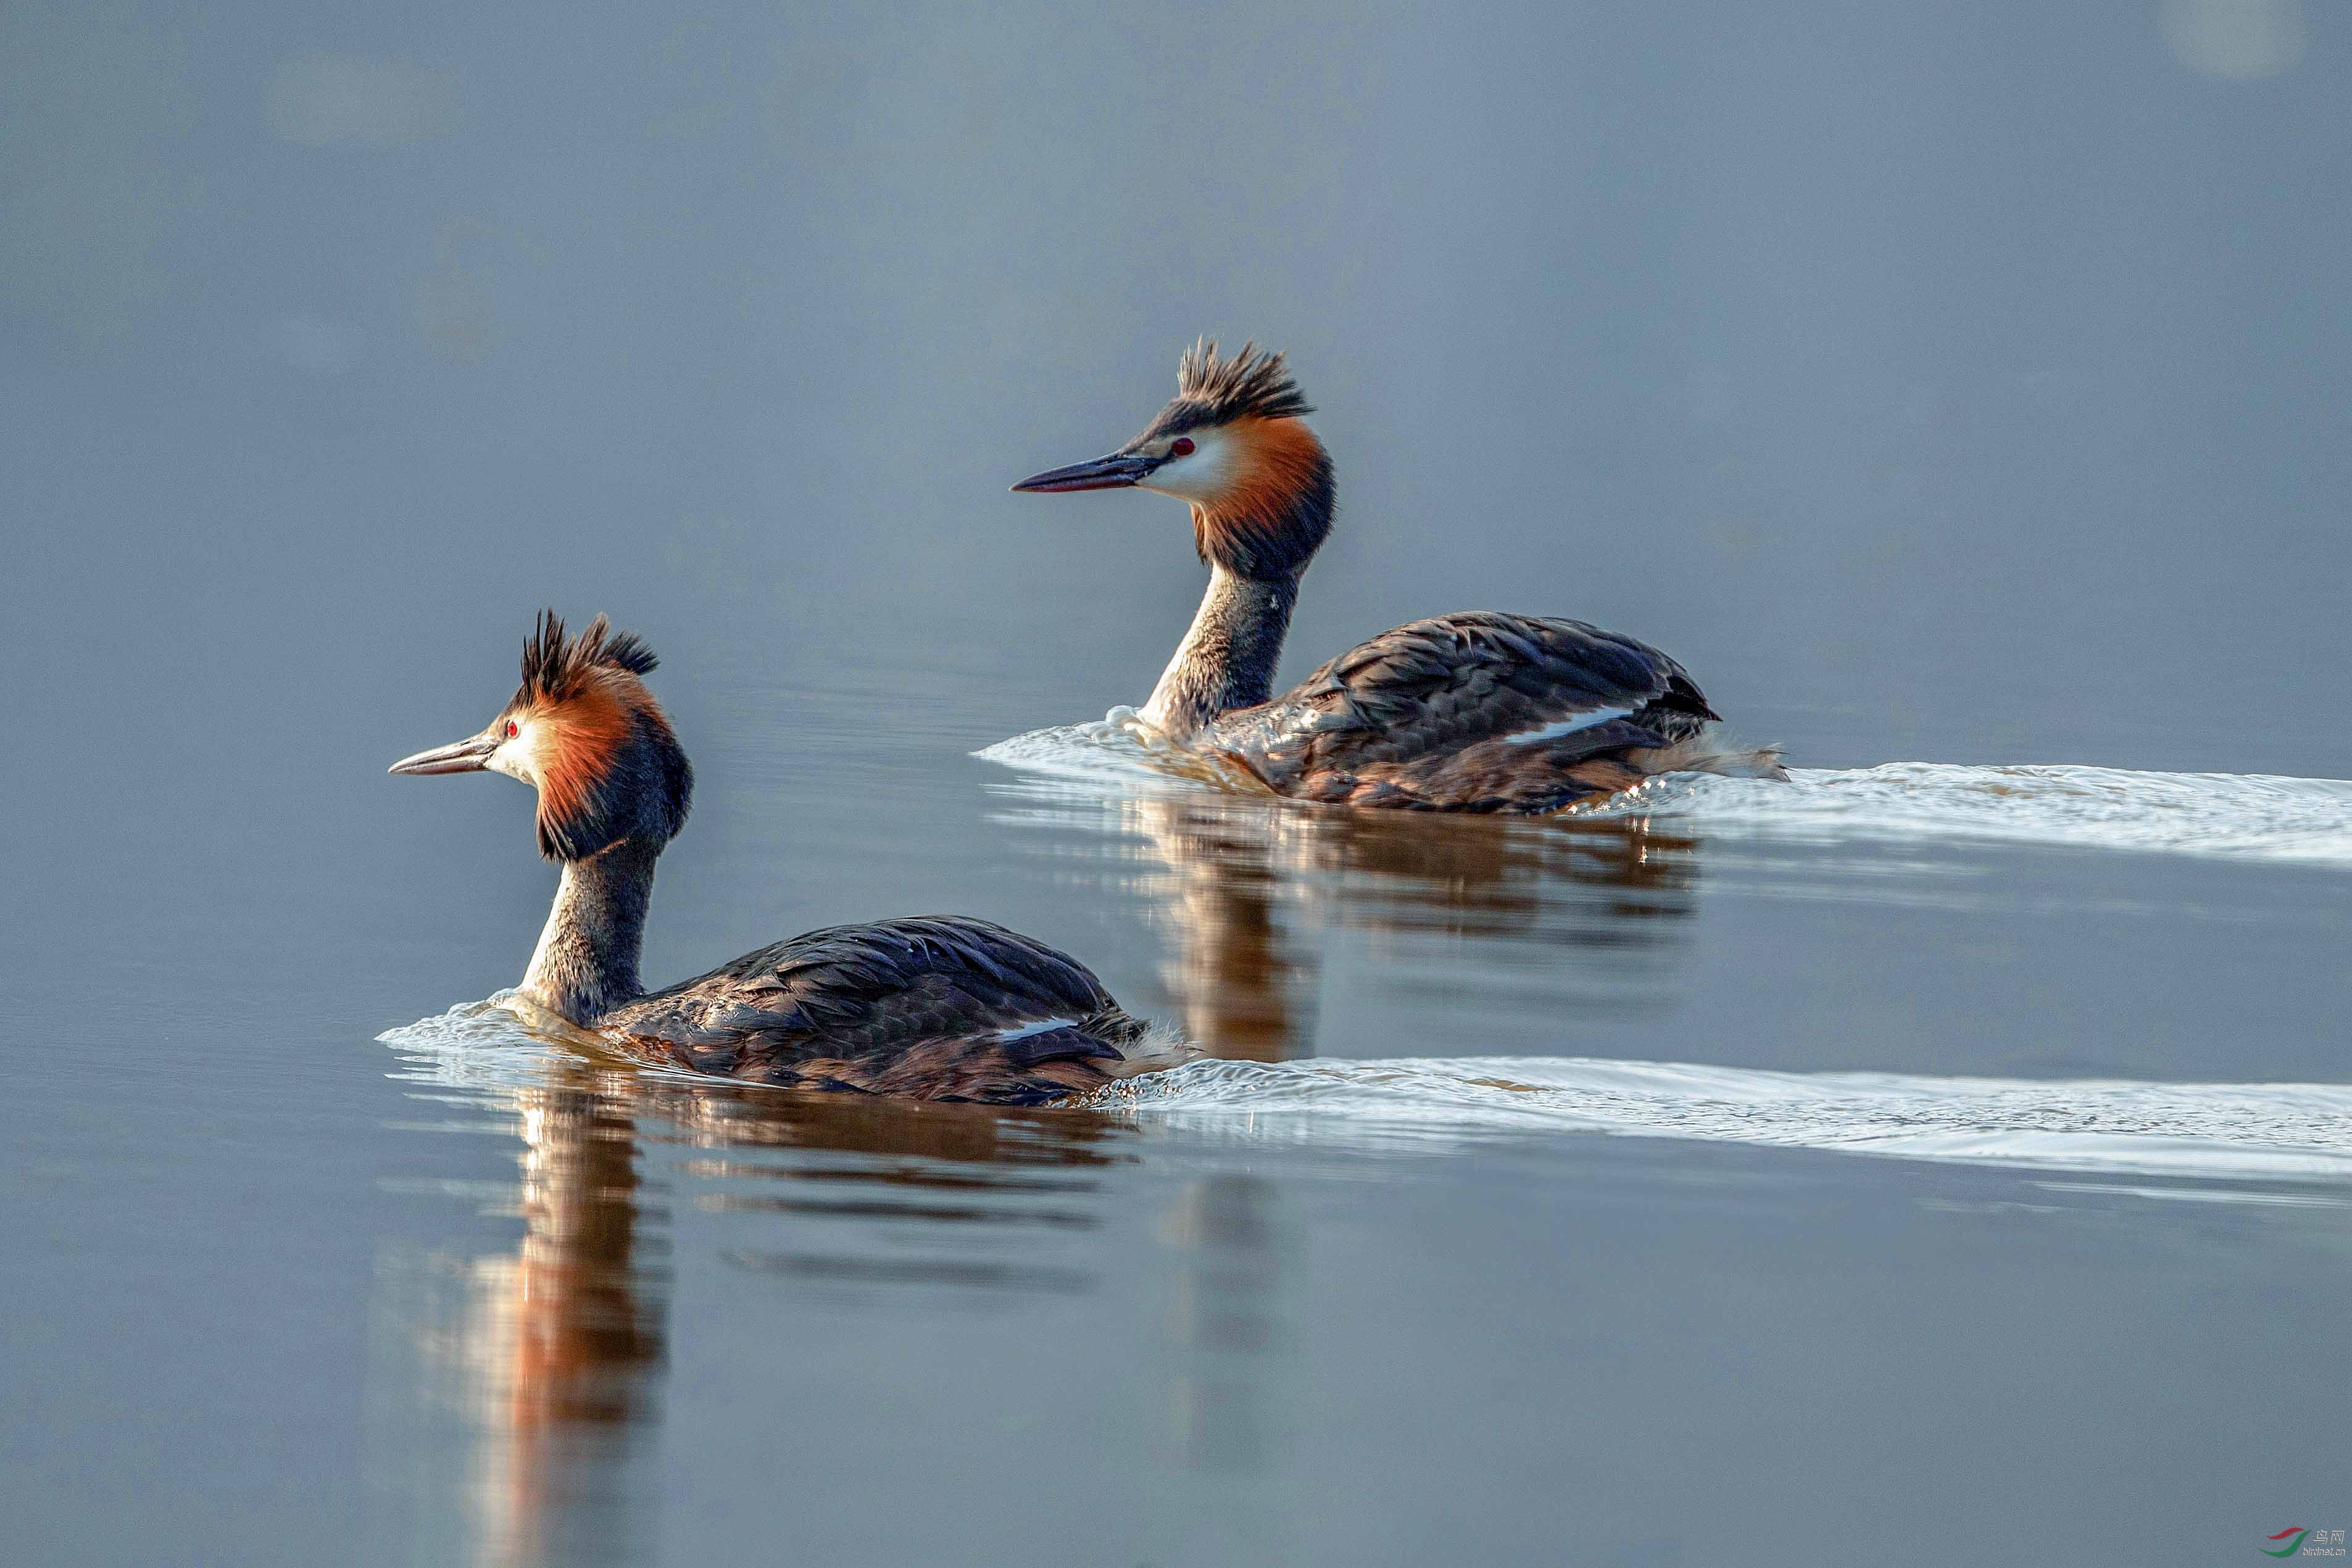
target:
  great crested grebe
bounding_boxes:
[1014,341,1784,812]
[391,612,1178,1103]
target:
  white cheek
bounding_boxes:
[1139,438,1232,503]
[488,723,538,783]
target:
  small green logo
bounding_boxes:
[2268,1529,2312,1558]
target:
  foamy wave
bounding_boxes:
[1078,1055,2352,1183]
[979,709,1263,793]
[378,993,611,1092]
[980,718,2352,868]
[1586,763,2352,866]
[382,1002,2352,1188]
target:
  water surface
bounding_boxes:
[6,2,2350,1564]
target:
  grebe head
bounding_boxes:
[1013,339,1335,580]
[390,610,694,861]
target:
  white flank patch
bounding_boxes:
[1503,707,1634,746]
[993,1018,1078,1044]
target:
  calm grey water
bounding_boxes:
[6,3,2351,1565]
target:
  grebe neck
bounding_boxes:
[1141,563,1300,737]
[522,837,659,1024]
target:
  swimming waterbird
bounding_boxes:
[1013,341,1783,811]
[391,612,1178,1102]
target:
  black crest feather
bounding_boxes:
[1162,339,1313,429]
[507,610,691,861]
[517,611,659,707]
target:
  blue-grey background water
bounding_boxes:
[6,3,2350,1564]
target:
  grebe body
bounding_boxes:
[1015,342,1783,812]
[392,613,1172,1103]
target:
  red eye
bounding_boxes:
[1171,437,1195,457]
[504,720,519,739]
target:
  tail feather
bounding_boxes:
[1638,727,1788,782]
[1081,1006,1195,1079]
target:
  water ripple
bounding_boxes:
[1078,1055,2352,1184]
[981,717,2352,868]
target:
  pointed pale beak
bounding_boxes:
[1011,451,1161,493]
[389,731,500,776]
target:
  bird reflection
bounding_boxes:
[389,1048,1130,1568]
[1157,1174,1282,1472]
[454,1066,661,1568]
[1112,793,1703,1061]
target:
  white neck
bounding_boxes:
[521,839,658,1024]
[1140,563,1299,737]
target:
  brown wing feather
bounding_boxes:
[596,917,1161,1105]
[1203,612,1720,813]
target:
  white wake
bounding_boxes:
[980,714,2352,868]
[383,1002,2352,1187]
[1078,1054,2352,1182]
